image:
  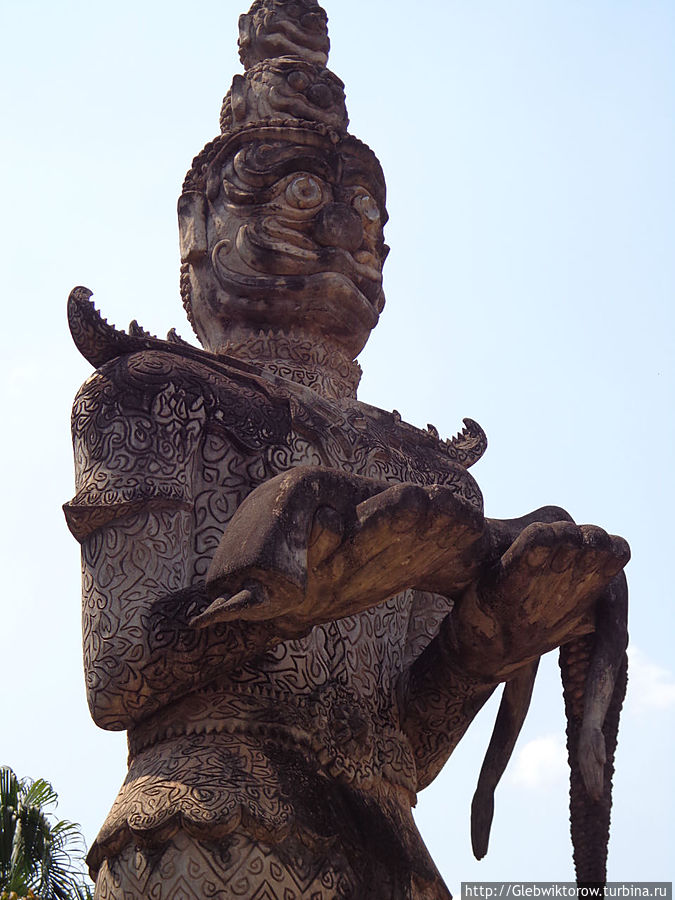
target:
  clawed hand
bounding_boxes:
[190,466,630,682]
[451,520,629,680]
[190,465,485,632]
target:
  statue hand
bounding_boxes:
[191,465,485,632]
[578,722,606,802]
[450,521,630,681]
[190,468,369,632]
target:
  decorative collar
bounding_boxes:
[218,329,362,402]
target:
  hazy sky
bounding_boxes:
[1,0,673,893]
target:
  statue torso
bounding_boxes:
[70,347,478,868]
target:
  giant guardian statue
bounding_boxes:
[65,2,630,896]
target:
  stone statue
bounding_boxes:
[64,1,630,896]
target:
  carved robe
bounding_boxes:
[65,345,493,899]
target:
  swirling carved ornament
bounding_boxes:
[66,326,489,893]
[221,59,348,135]
[95,830,357,900]
[238,0,331,70]
[218,329,362,401]
[67,274,627,894]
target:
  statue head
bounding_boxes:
[178,0,388,362]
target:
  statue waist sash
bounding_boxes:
[89,682,419,871]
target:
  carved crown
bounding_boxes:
[238,0,330,69]
[219,0,347,137]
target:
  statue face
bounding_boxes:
[179,133,388,358]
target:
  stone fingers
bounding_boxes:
[190,583,269,628]
[454,520,631,680]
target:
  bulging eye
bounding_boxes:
[287,69,310,92]
[285,174,324,209]
[352,191,380,224]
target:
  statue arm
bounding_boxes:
[398,511,556,790]
[77,509,300,731]
[399,508,629,792]
[398,628,498,790]
[76,460,482,731]
[192,464,629,800]
[67,359,309,731]
[195,464,486,632]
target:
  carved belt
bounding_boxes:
[127,681,417,797]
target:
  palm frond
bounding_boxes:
[0,767,21,881]
[21,780,58,813]
[0,767,94,900]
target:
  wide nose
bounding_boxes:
[313,203,364,252]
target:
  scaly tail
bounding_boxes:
[560,632,628,885]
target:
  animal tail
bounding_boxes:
[471,658,540,860]
[559,636,628,886]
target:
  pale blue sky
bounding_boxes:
[1,0,673,892]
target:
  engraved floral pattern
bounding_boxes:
[67,347,484,898]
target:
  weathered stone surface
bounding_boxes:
[238,0,331,70]
[65,1,630,895]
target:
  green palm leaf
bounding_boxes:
[0,767,95,900]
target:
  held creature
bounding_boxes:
[65,2,629,896]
